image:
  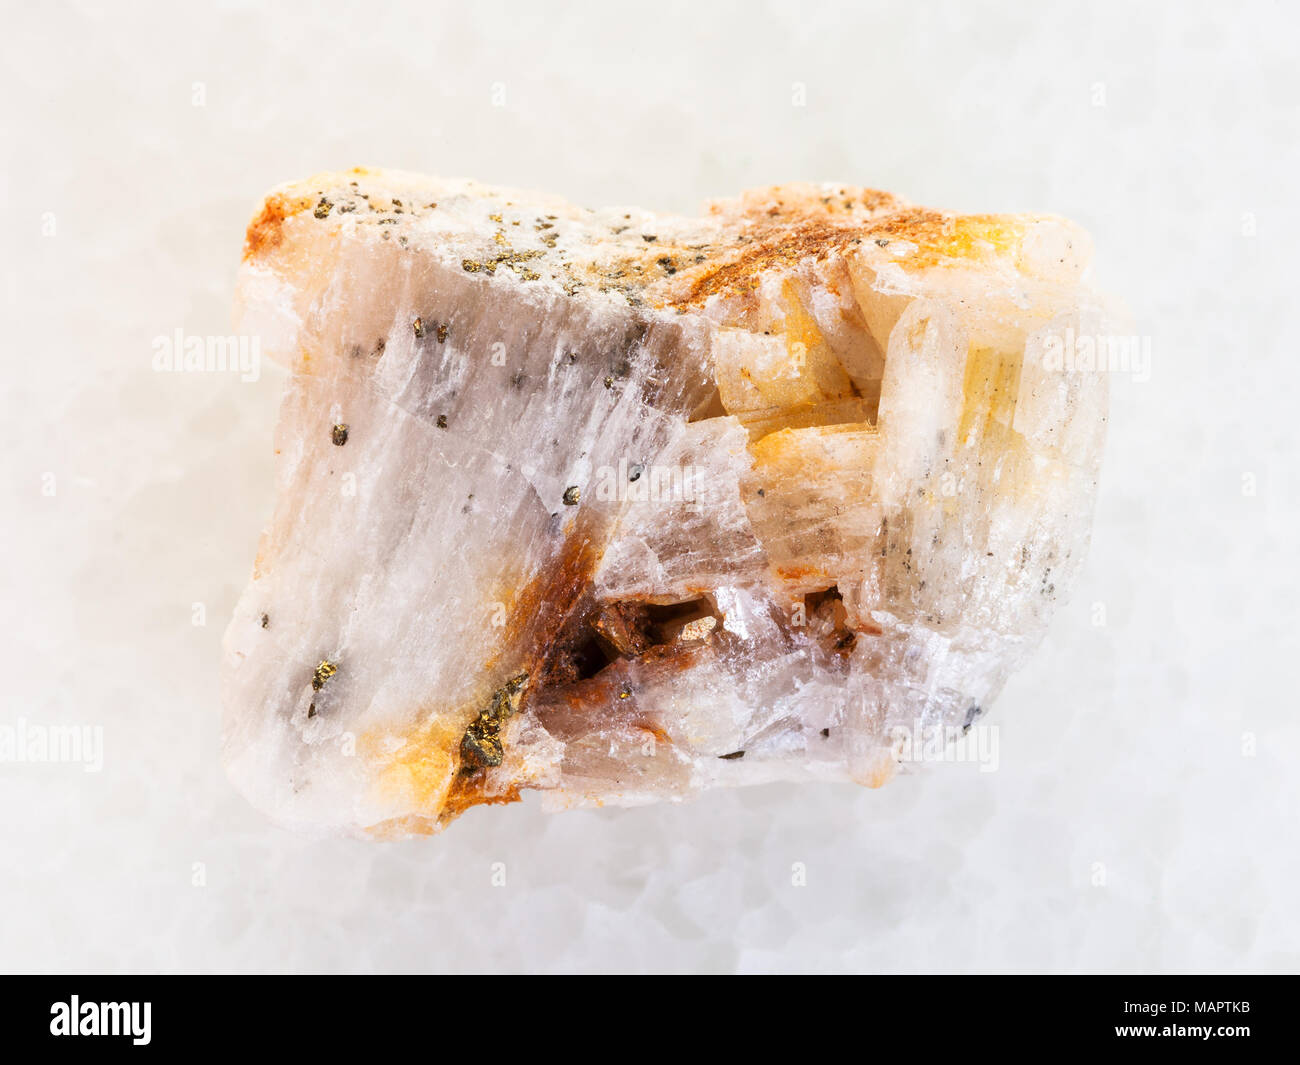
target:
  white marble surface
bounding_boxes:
[2,0,1296,973]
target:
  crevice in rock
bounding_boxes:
[803,585,859,654]
[687,387,726,423]
[543,595,721,687]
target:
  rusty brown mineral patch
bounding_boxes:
[243,192,314,260]
[437,779,522,829]
[673,219,864,306]
[669,207,1025,308]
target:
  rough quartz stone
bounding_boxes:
[222,169,1110,836]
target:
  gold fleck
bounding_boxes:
[312,660,338,691]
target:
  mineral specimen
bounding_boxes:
[223,168,1110,836]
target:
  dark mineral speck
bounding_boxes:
[311,660,338,692]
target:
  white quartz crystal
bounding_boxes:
[222,169,1110,836]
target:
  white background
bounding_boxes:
[2,0,1296,973]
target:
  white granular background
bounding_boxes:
[1,0,1296,973]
